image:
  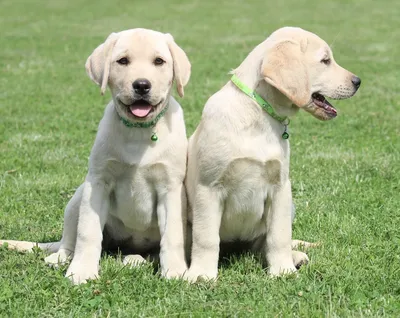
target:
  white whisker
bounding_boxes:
[330,31,342,49]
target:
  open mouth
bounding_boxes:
[311,93,337,117]
[123,100,154,118]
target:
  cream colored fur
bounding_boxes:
[184,27,360,282]
[0,28,191,284]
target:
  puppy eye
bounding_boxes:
[117,57,129,65]
[154,57,165,65]
[321,58,331,65]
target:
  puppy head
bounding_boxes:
[261,27,361,121]
[85,28,191,123]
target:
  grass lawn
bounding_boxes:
[1,0,399,316]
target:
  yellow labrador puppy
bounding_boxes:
[185,27,361,281]
[0,28,191,284]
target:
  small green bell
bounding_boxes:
[151,132,158,142]
[282,131,289,139]
[282,124,289,139]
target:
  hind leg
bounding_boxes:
[292,250,309,268]
[45,184,83,266]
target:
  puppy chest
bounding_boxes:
[220,186,269,241]
[111,183,156,230]
[109,164,171,230]
[218,158,280,241]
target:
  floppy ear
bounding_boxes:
[166,34,191,98]
[85,32,119,95]
[261,40,310,107]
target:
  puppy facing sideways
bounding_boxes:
[0,28,191,284]
[184,27,361,281]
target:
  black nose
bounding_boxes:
[132,78,151,95]
[351,76,361,89]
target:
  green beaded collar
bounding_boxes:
[118,103,169,141]
[231,75,290,139]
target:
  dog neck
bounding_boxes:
[233,43,299,118]
[255,81,299,118]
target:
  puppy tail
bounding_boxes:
[292,239,321,249]
[0,240,61,253]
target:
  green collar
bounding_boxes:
[231,75,290,139]
[118,103,169,142]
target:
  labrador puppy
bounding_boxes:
[0,28,191,284]
[184,27,361,281]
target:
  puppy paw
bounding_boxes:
[161,264,188,280]
[45,249,73,267]
[66,261,98,285]
[183,268,218,283]
[292,250,309,269]
[268,263,297,277]
[123,254,147,267]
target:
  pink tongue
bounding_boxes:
[129,104,152,118]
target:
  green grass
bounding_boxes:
[1,0,399,316]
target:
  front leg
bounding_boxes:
[66,176,111,284]
[266,180,297,276]
[184,185,222,282]
[157,183,188,279]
